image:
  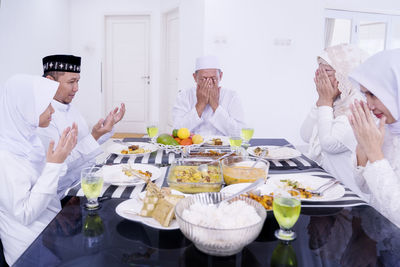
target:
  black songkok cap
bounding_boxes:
[42,55,81,73]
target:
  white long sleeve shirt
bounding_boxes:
[354,128,400,227]
[300,106,367,199]
[172,87,245,136]
[36,100,113,198]
[0,150,66,265]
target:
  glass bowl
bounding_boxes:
[222,156,270,185]
[174,192,267,256]
[167,158,223,193]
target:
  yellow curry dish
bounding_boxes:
[167,165,223,193]
[223,166,267,185]
[221,156,269,185]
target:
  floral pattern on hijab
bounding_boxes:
[318,43,370,117]
[349,49,400,135]
[0,74,58,174]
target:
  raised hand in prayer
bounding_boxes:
[112,103,126,124]
[91,112,115,140]
[349,100,385,163]
[315,65,340,107]
[47,124,78,163]
[209,79,220,112]
[195,78,211,116]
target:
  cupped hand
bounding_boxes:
[91,112,114,140]
[315,66,340,107]
[110,103,126,124]
[348,100,385,163]
[197,78,210,105]
[47,124,78,163]
[209,82,220,112]
[195,78,211,116]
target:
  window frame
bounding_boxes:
[324,9,400,50]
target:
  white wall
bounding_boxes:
[177,0,205,90]
[0,0,70,84]
[203,0,324,144]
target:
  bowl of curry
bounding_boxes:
[222,156,269,185]
[167,158,223,193]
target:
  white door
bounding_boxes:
[161,9,179,132]
[105,15,150,133]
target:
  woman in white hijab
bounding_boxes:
[349,49,400,228]
[300,44,369,199]
[0,74,77,265]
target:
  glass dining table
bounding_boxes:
[12,138,400,266]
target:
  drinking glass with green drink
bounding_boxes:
[146,122,159,138]
[229,136,242,148]
[240,127,254,147]
[81,167,104,210]
[273,189,301,241]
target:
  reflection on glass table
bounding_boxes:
[83,212,105,254]
[270,241,298,267]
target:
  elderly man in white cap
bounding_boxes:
[172,55,245,136]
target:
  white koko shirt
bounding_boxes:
[0,150,66,265]
[354,128,400,228]
[300,106,368,200]
[36,100,112,198]
[172,87,245,136]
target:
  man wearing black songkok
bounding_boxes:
[37,54,125,198]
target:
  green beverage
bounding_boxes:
[81,167,103,210]
[82,178,103,200]
[241,128,254,142]
[147,125,158,138]
[273,197,301,229]
[270,242,298,267]
[229,137,243,147]
[83,214,104,237]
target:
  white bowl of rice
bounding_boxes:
[174,192,266,256]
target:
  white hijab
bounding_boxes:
[308,44,369,163]
[0,74,59,174]
[317,43,369,117]
[349,49,400,135]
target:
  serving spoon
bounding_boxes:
[198,151,235,172]
[217,178,265,207]
[250,149,268,168]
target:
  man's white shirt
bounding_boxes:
[36,100,113,198]
[172,87,245,136]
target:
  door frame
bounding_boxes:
[103,14,152,133]
[160,7,179,134]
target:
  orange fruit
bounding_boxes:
[180,138,193,146]
[174,137,181,143]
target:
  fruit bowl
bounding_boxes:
[151,136,204,154]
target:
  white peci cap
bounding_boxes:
[195,55,221,71]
